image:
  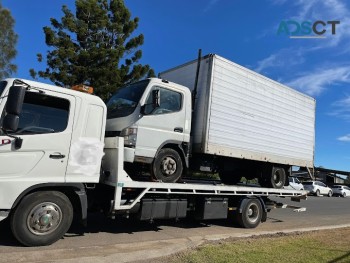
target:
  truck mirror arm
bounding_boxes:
[1,130,23,149]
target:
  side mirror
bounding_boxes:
[1,84,26,150]
[6,85,26,115]
[152,89,160,108]
[2,85,26,133]
[2,114,19,132]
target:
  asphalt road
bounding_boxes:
[1,196,350,263]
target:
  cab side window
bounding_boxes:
[144,86,182,115]
[12,92,70,135]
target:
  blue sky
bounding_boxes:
[3,0,350,172]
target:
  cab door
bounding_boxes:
[0,89,75,183]
[135,85,186,159]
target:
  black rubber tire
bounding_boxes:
[235,198,263,228]
[315,189,321,197]
[270,167,286,189]
[328,191,333,197]
[152,148,183,183]
[218,171,241,185]
[10,191,73,247]
[343,192,347,198]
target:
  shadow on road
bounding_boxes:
[0,212,286,246]
[67,212,218,236]
[66,211,286,236]
[0,219,20,247]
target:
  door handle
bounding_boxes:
[174,127,183,133]
[49,153,66,159]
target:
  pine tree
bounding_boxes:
[30,0,154,100]
[0,2,18,79]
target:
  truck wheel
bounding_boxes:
[152,148,183,183]
[235,198,262,228]
[10,191,73,247]
[267,167,286,189]
[219,171,241,185]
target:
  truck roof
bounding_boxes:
[148,77,191,92]
[3,78,105,105]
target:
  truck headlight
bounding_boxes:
[120,127,137,147]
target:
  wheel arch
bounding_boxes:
[11,183,87,224]
[156,140,189,169]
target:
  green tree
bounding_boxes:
[30,0,154,100]
[0,2,18,79]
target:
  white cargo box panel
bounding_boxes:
[159,54,315,168]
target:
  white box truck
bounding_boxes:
[106,54,315,188]
[0,78,306,247]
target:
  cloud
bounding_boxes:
[255,54,278,73]
[338,134,350,142]
[203,0,220,13]
[330,95,350,120]
[255,48,305,73]
[285,66,350,96]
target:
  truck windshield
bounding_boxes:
[0,81,7,96]
[107,79,150,119]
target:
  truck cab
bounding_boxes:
[0,79,106,223]
[106,78,192,182]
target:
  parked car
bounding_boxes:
[284,177,304,191]
[303,181,333,197]
[332,185,350,197]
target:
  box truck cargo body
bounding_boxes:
[159,54,315,168]
[105,54,315,188]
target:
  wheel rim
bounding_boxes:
[247,203,260,224]
[161,156,177,176]
[27,202,62,236]
[272,170,283,188]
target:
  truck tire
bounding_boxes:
[219,171,241,185]
[10,191,73,247]
[261,166,286,189]
[152,148,183,183]
[235,198,262,228]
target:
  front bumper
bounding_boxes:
[124,147,135,163]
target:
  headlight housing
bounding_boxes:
[120,127,138,147]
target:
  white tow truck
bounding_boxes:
[0,78,306,247]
